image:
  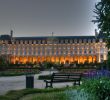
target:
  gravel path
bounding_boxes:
[0,71,73,95]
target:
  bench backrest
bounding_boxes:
[51,73,82,82]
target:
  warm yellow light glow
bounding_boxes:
[10,55,97,64]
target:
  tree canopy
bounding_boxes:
[93,0,110,45]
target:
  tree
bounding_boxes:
[93,0,110,69]
[93,0,110,39]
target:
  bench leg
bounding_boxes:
[73,81,76,86]
[78,81,80,85]
[45,82,53,88]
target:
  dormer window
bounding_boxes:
[79,39,82,43]
[93,39,96,43]
[88,39,91,43]
[29,40,32,44]
[70,40,73,43]
[61,40,64,44]
[74,39,77,43]
[65,39,68,43]
[83,39,86,43]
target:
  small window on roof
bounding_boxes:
[74,39,77,43]
[88,39,91,43]
[79,39,82,43]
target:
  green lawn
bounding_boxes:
[20,92,66,100]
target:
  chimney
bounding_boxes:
[95,29,98,38]
[10,30,13,37]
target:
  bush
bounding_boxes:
[0,69,40,77]
[38,74,52,80]
[65,89,95,100]
[81,78,110,100]
[0,88,68,100]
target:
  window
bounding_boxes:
[70,51,74,55]
[38,40,41,44]
[84,50,86,54]
[61,51,63,55]
[100,48,104,53]
[93,39,96,43]
[83,39,86,43]
[24,51,27,55]
[74,39,77,43]
[56,51,58,55]
[89,49,92,54]
[20,50,22,55]
[52,50,54,55]
[79,50,82,54]
[88,39,91,43]
[60,40,64,44]
[42,40,45,44]
[41,50,45,55]
[47,50,50,55]
[101,55,103,58]
[70,40,73,43]
[38,50,40,55]
[68,47,70,50]
[65,39,68,43]
[66,51,68,55]
[79,39,82,43]
[75,50,77,54]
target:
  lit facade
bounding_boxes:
[0,31,108,64]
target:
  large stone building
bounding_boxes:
[0,31,108,64]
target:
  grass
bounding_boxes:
[20,91,66,100]
[0,87,72,100]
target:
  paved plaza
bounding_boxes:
[0,71,73,95]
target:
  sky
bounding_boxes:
[0,0,100,37]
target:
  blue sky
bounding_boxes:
[0,0,100,37]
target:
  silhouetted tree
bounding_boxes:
[93,0,110,69]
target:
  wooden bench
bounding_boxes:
[44,73,82,88]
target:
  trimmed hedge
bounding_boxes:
[38,75,52,80]
[0,87,71,100]
[0,69,40,77]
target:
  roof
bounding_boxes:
[14,36,96,40]
[0,35,11,40]
[0,34,105,41]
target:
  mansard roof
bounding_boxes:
[14,36,96,40]
[0,35,11,40]
[0,34,105,41]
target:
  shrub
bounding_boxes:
[81,78,110,100]
[38,75,52,80]
[0,88,68,100]
[65,89,95,100]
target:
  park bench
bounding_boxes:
[44,73,82,88]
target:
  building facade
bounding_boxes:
[0,31,108,64]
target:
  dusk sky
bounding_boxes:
[0,0,100,37]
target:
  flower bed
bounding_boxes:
[83,69,110,79]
